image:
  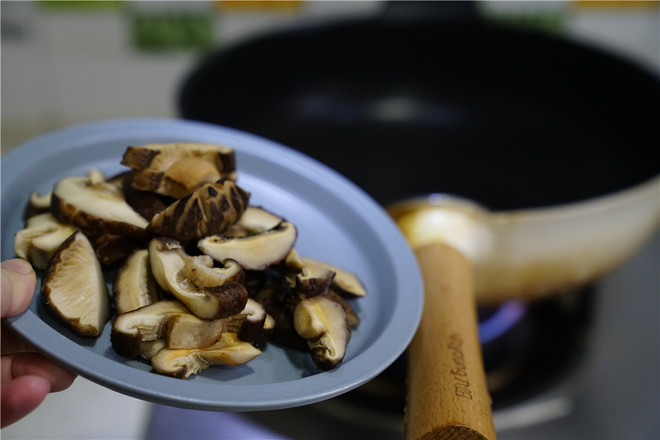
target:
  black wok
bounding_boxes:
[179,8,658,212]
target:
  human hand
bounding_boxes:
[1,258,77,427]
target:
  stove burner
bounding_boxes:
[324,285,595,419]
[478,300,528,344]
[485,286,594,408]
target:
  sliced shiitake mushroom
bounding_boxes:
[248,282,307,350]
[50,169,150,239]
[294,294,351,370]
[302,257,367,299]
[42,230,111,337]
[266,305,307,351]
[121,142,237,198]
[150,332,261,379]
[165,312,244,350]
[13,213,78,270]
[198,221,297,271]
[148,237,248,320]
[222,206,285,238]
[86,231,143,266]
[23,190,52,222]
[121,172,175,222]
[111,300,190,358]
[252,313,276,350]
[326,290,360,329]
[293,257,336,298]
[138,339,167,361]
[113,249,163,315]
[281,250,335,298]
[237,298,268,345]
[148,179,250,243]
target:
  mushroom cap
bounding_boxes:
[42,230,110,337]
[111,300,190,359]
[148,237,248,320]
[13,213,78,270]
[150,332,262,379]
[86,232,144,266]
[148,179,250,243]
[294,295,350,370]
[236,298,268,345]
[293,257,336,298]
[326,290,360,329]
[121,142,237,198]
[121,172,175,222]
[165,313,241,350]
[198,221,297,271]
[223,206,285,237]
[302,257,367,298]
[23,190,52,222]
[50,170,150,239]
[113,248,163,315]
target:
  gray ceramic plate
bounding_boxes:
[1,119,423,411]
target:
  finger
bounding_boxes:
[1,324,35,355]
[2,352,76,393]
[0,374,50,427]
[1,259,37,318]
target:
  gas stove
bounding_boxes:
[146,233,658,439]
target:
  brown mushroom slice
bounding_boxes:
[42,230,110,337]
[181,254,247,293]
[121,142,237,198]
[281,250,335,298]
[112,336,167,362]
[326,290,360,329]
[87,232,142,266]
[23,190,52,222]
[284,248,305,270]
[13,213,78,270]
[111,300,190,359]
[148,179,250,243]
[50,169,149,239]
[121,172,175,222]
[252,313,276,350]
[294,294,351,370]
[148,237,248,320]
[249,283,307,350]
[139,339,167,361]
[237,298,268,345]
[223,206,286,238]
[166,313,244,349]
[151,332,262,379]
[294,257,336,298]
[302,257,367,298]
[114,249,163,315]
[198,221,297,271]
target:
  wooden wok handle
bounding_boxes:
[405,243,496,440]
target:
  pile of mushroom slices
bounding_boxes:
[13,142,367,379]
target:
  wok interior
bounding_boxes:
[180,19,659,211]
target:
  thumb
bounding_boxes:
[1,259,37,318]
